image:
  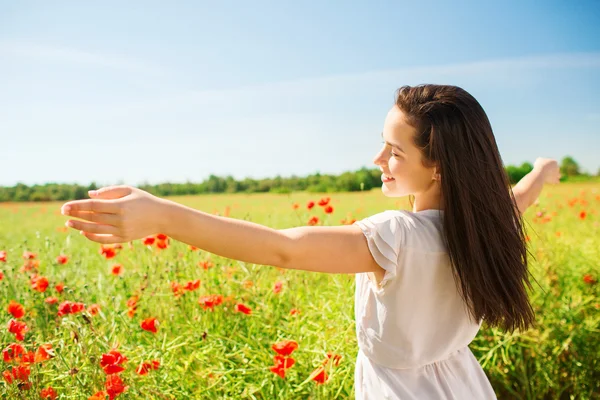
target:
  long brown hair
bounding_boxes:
[395,84,537,333]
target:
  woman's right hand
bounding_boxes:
[533,157,561,184]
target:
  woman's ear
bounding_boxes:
[432,166,441,181]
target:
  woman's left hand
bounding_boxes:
[61,185,168,244]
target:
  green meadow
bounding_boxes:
[0,182,598,399]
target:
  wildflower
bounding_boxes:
[198,295,224,311]
[35,344,54,363]
[235,303,252,315]
[141,317,159,334]
[31,275,49,292]
[40,387,58,399]
[7,319,28,341]
[99,245,117,259]
[272,340,298,357]
[100,349,128,375]
[111,264,123,276]
[318,197,330,206]
[308,366,328,384]
[105,374,127,398]
[7,300,25,319]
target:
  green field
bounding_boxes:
[0,183,598,399]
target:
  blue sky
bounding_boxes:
[1,0,599,187]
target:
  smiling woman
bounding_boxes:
[61,84,562,400]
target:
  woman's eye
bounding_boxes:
[390,150,399,158]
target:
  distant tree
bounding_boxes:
[560,156,580,176]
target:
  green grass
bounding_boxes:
[0,183,598,399]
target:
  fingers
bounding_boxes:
[66,220,121,236]
[90,185,133,200]
[62,199,121,215]
[66,210,121,226]
[80,232,125,244]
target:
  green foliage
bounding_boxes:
[560,156,581,177]
[2,158,596,202]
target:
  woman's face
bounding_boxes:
[373,105,438,198]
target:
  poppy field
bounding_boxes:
[0,182,598,399]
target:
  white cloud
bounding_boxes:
[0,40,166,76]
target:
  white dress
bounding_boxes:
[352,209,497,400]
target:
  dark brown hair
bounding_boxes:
[395,84,536,333]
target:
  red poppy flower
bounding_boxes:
[198,294,224,310]
[136,360,160,375]
[156,233,168,241]
[308,365,328,384]
[35,344,54,363]
[322,352,342,367]
[171,282,184,297]
[40,387,58,399]
[324,205,334,214]
[189,245,199,251]
[20,259,39,273]
[0,271,3,281]
[141,317,158,333]
[142,236,155,246]
[290,308,300,316]
[55,282,65,294]
[45,297,58,305]
[22,251,37,260]
[58,301,85,317]
[8,300,25,319]
[88,391,109,400]
[156,239,169,249]
[100,349,128,375]
[105,373,127,398]
[87,304,101,316]
[583,274,597,284]
[235,303,252,315]
[110,264,123,276]
[126,296,138,319]
[136,362,152,375]
[199,261,213,270]
[269,354,295,378]
[292,203,300,210]
[5,364,31,383]
[99,245,117,259]
[31,275,49,292]
[272,340,298,357]
[307,201,315,210]
[7,319,28,341]
[0,250,6,262]
[184,279,201,291]
[307,216,319,226]
[56,254,68,265]
[318,197,330,206]
[3,343,26,363]
[273,281,283,294]
[579,211,587,220]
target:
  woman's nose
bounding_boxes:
[373,148,387,166]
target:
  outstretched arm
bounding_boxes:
[61,186,382,275]
[511,157,560,214]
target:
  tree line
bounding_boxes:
[1,156,595,203]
